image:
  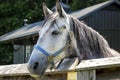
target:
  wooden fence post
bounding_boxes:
[67,70,96,80]
[67,71,77,80]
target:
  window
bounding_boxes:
[25,45,33,62]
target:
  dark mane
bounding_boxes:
[70,16,119,60]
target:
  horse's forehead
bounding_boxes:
[39,13,69,37]
[55,19,65,26]
[45,17,65,29]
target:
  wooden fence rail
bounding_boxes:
[0,57,120,80]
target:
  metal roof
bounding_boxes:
[0,0,120,42]
[71,0,120,20]
[0,21,43,42]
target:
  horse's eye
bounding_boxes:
[63,26,66,29]
[52,30,60,35]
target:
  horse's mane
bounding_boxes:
[70,16,119,60]
[42,13,119,59]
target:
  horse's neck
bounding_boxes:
[70,17,116,59]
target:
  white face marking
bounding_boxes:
[37,14,70,56]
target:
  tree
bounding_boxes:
[0,0,55,65]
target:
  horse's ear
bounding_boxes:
[56,0,67,18]
[43,2,53,18]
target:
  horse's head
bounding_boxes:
[27,0,74,78]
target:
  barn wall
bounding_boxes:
[13,37,37,64]
[13,45,33,64]
[14,45,25,64]
[81,10,120,52]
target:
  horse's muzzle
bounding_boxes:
[27,49,49,78]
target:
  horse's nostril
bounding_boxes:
[33,62,39,70]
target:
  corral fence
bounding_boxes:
[0,57,120,80]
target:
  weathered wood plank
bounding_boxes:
[76,56,120,71]
[43,73,67,80]
[97,70,120,80]
[67,70,96,80]
[0,75,35,80]
[77,70,96,80]
[0,57,120,77]
[0,64,29,77]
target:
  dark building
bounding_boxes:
[0,0,120,64]
[71,0,120,52]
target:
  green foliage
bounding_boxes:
[0,0,41,35]
[0,44,13,65]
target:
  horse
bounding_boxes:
[27,0,120,78]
